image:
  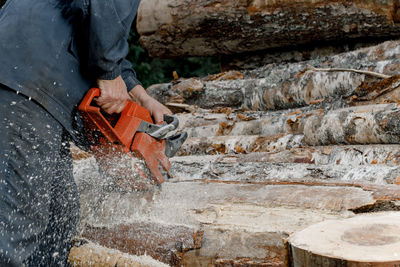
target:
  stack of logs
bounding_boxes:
[70,1,400,266]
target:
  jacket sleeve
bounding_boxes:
[121,58,142,90]
[85,0,141,83]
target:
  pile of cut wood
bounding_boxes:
[70,1,400,266]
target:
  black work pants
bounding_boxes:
[0,86,80,266]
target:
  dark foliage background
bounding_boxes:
[127,24,220,88]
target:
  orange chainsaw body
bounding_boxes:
[78,88,170,184]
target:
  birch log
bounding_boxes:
[147,40,400,111]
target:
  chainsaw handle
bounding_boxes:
[78,88,124,145]
[79,87,101,108]
[148,114,179,139]
[79,88,154,148]
[164,114,179,129]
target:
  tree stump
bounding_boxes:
[289,212,400,267]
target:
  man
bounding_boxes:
[0,0,171,265]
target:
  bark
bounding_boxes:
[173,105,400,159]
[220,40,384,70]
[301,104,400,145]
[289,212,400,266]
[170,158,400,185]
[137,0,400,58]
[173,145,400,166]
[147,40,400,111]
[73,144,400,186]
[176,134,305,155]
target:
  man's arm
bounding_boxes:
[80,0,171,119]
[82,0,136,114]
[129,84,172,124]
[120,58,141,92]
[121,59,172,123]
[86,0,139,80]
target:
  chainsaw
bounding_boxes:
[78,88,187,186]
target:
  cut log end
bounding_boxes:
[68,242,168,267]
[289,212,400,266]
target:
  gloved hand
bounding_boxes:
[129,84,172,124]
[96,75,130,114]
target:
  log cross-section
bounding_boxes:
[289,212,400,266]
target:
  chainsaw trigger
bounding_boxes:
[164,132,188,158]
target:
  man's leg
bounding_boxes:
[0,87,79,266]
[24,133,80,266]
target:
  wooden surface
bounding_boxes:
[289,212,400,267]
[137,0,400,57]
[71,40,400,266]
[69,242,167,267]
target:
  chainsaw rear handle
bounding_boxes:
[78,87,153,149]
[79,88,188,184]
[78,87,120,145]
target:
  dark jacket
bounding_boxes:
[0,0,141,142]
